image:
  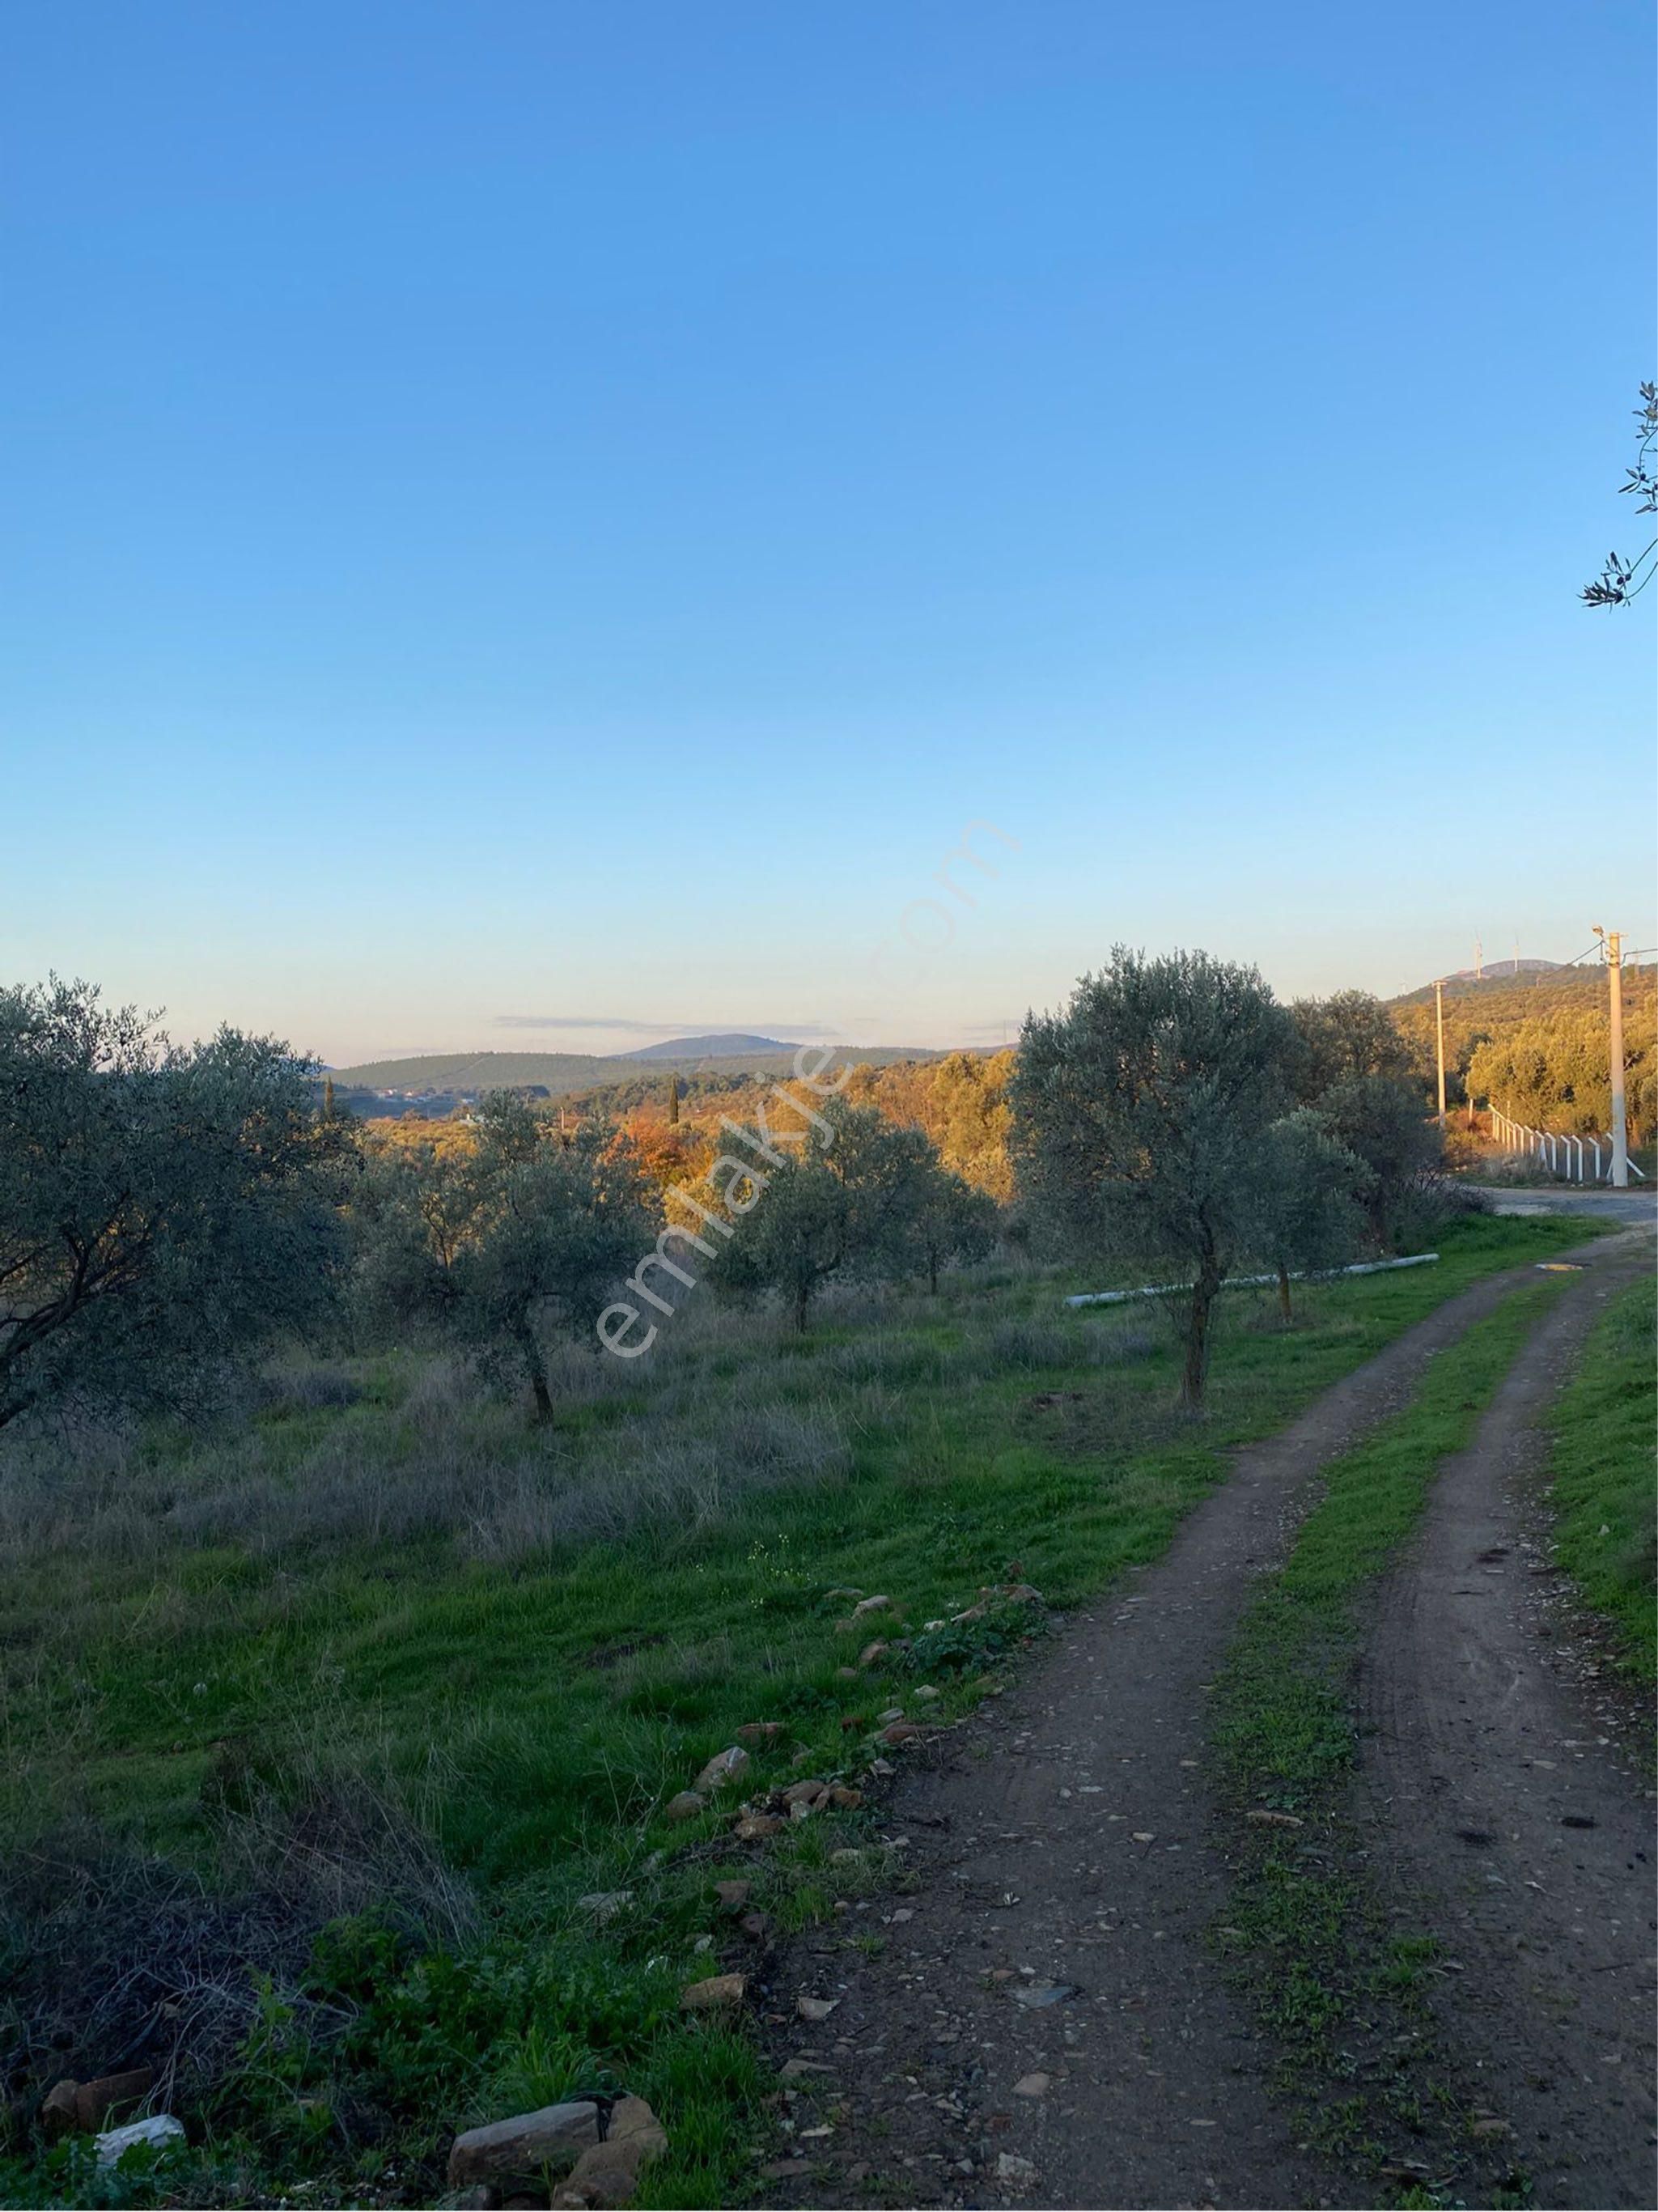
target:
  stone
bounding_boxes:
[778,2057,835,2081]
[736,1722,782,1746]
[549,2099,668,2209]
[681,1973,746,2010]
[74,2068,155,2133]
[857,1641,888,1667]
[828,1785,863,1808]
[824,1586,863,1602]
[713,1879,751,1913]
[998,1583,1043,1606]
[443,2190,501,2210]
[1012,2073,1050,2099]
[781,1777,828,1807]
[876,1706,903,1722]
[732,1813,784,1841]
[1012,1982,1078,2009]
[829,1847,862,1863]
[94,2116,185,2168]
[835,1666,859,1679]
[694,1747,749,1794]
[738,1910,771,1938]
[796,1993,840,2021]
[40,2081,79,2138]
[879,1722,922,1747]
[850,1594,894,1619]
[995,2151,1037,2183]
[1245,1808,1303,1828]
[448,2103,603,2185]
[914,1685,940,1702]
[575,1891,633,1925]
[664,1790,707,1823]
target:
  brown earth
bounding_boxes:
[747,1229,1655,2210]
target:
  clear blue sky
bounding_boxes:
[2,1,1652,1064]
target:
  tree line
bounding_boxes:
[1,955,1457,1435]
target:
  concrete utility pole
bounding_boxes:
[1434,978,1447,1130]
[1593,926,1629,1187]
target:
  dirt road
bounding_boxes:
[1356,1249,1656,2209]
[757,1231,1654,2210]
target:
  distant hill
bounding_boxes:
[1389,961,1571,1008]
[327,1040,943,1107]
[624,1032,794,1061]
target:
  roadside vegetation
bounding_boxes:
[0,956,1607,2207]
[1208,1280,1569,2201]
[1545,1272,1657,1679]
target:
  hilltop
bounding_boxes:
[624,1032,794,1061]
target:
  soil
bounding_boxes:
[1355,1241,1656,2209]
[750,1229,1656,2210]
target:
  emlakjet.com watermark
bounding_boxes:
[595,819,1019,1360]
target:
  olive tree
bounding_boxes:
[710,1098,939,1330]
[904,1160,999,1293]
[1289,991,1437,1245]
[1010,947,1297,1407]
[1245,1110,1370,1322]
[0,978,348,1431]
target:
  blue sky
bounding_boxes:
[2,1,1652,1063]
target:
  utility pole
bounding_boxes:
[1434,978,1447,1130]
[1592,927,1629,1187]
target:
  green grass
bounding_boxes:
[1209,1278,1569,2198]
[0,1213,1595,2207]
[1544,1273,1656,1679]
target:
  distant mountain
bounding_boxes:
[325,1040,941,1103]
[624,1032,795,1061]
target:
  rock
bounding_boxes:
[74,2068,155,2133]
[829,1847,862,1863]
[995,2152,1037,2183]
[443,2190,502,2210]
[738,1910,771,1939]
[951,1603,988,1624]
[914,1685,940,1702]
[850,1594,894,1619]
[867,1756,896,1777]
[1245,1809,1303,1828]
[1470,2117,1512,2138]
[681,1973,746,2010]
[879,1722,922,1747]
[735,1722,782,1746]
[828,1785,863,1809]
[1012,2073,1050,2099]
[664,1790,707,1823]
[761,2159,809,2180]
[778,2057,835,2081]
[857,1641,888,1667]
[448,2103,603,2185]
[732,1813,784,1841]
[575,1891,633,1925]
[796,1993,840,2021]
[781,1777,828,1807]
[713,1879,751,1913]
[694,1747,749,1793]
[549,2099,667,2209]
[998,1583,1043,1606]
[824,1586,863,1602]
[94,2116,185,2168]
[1012,1981,1079,2008]
[835,1666,859,1679]
[876,1705,903,1722]
[40,2080,79,2138]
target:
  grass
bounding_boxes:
[1209,1277,1570,2200]
[1544,1272,1656,1679]
[0,1212,1595,2208]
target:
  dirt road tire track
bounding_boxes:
[757,1238,1639,2212]
[1355,1232,1656,2210]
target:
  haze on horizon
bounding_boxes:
[2,1,1653,1068]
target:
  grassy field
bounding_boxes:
[1545,1272,1656,1679]
[0,1214,1597,2208]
